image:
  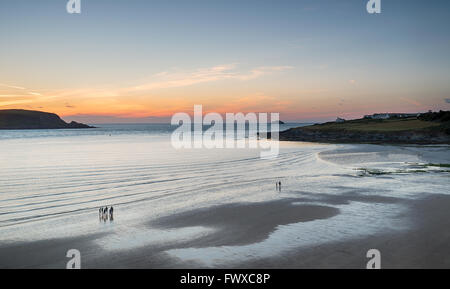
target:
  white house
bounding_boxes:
[364,113,420,119]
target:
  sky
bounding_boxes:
[1,0,450,123]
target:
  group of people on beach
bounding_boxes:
[99,206,114,222]
[276,181,282,192]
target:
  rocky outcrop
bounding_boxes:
[0,109,93,129]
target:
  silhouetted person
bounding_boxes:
[276,182,278,190]
[279,181,281,191]
[109,206,114,220]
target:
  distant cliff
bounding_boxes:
[0,109,93,130]
[277,112,450,144]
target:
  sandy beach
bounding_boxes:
[1,129,449,269]
[1,192,450,268]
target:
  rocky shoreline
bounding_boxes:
[278,128,450,144]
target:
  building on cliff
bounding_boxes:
[364,113,420,120]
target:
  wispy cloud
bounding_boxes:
[0,99,35,106]
[0,94,34,98]
[130,64,293,92]
[0,83,40,106]
[0,64,293,115]
[0,83,26,90]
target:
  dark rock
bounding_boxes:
[0,109,94,130]
[277,127,450,144]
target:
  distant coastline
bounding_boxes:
[276,111,450,145]
[0,109,94,130]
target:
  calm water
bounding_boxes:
[0,122,307,229]
[0,124,449,265]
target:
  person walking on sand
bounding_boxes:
[109,206,114,220]
[276,181,278,191]
[279,181,281,191]
[99,207,102,219]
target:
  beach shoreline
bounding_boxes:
[1,140,449,269]
[2,193,450,268]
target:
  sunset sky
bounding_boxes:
[1,0,449,123]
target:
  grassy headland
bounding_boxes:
[0,109,93,130]
[279,111,450,144]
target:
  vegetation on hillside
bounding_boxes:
[279,111,450,144]
[295,111,450,134]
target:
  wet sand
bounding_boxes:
[151,199,340,247]
[0,199,339,268]
[1,193,450,268]
[242,194,450,268]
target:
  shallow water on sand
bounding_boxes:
[0,125,449,266]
